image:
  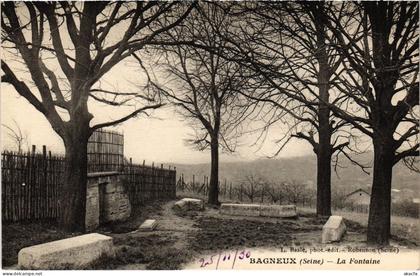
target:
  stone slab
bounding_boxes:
[220,203,261,217]
[182,198,205,210]
[259,205,297,218]
[139,219,158,231]
[18,233,114,269]
[322,215,346,243]
[173,198,204,212]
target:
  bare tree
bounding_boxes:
[1,120,29,152]
[331,189,347,210]
[282,180,308,205]
[1,2,194,231]
[265,181,287,204]
[322,2,419,245]
[213,2,369,217]
[240,173,266,203]
[144,4,256,205]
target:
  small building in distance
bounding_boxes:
[344,188,371,206]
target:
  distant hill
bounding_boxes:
[169,153,419,195]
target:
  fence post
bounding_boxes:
[181,173,185,190]
[229,183,232,200]
[260,187,264,204]
[240,184,243,202]
[42,145,47,218]
[173,167,176,198]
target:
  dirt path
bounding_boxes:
[149,200,200,249]
[111,200,199,269]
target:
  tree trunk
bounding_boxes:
[316,59,332,217]
[208,137,220,205]
[314,3,333,217]
[59,129,90,232]
[316,148,332,216]
[367,140,394,245]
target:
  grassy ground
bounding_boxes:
[298,207,420,245]
[180,191,419,245]
[3,198,418,269]
[336,209,420,246]
[23,207,333,269]
[92,199,196,270]
[2,221,79,267]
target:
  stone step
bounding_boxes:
[139,219,158,231]
[18,233,114,269]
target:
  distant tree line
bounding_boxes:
[177,173,419,219]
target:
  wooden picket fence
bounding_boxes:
[123,162,176,205]
[1,149,64,221]
[176,173,319,206]
[87,129,124,172]
[176,173,236,201]
[1,149,176,222]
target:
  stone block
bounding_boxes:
[173,198,204,212]
[173,199,188,211]
[183,198,205,210]
[18,233,114,269]
[322,215,346,243]
[259,205,297,218]
[139,219,158,231]
[220,203,261,217]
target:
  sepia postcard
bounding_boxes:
[0,1,419,275]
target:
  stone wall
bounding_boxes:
[85,180,100,231]
[101,176,131,222]
[85,172,131,231]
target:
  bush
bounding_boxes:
[392,201,419,218]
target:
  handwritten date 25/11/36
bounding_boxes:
[199,249,251,269]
